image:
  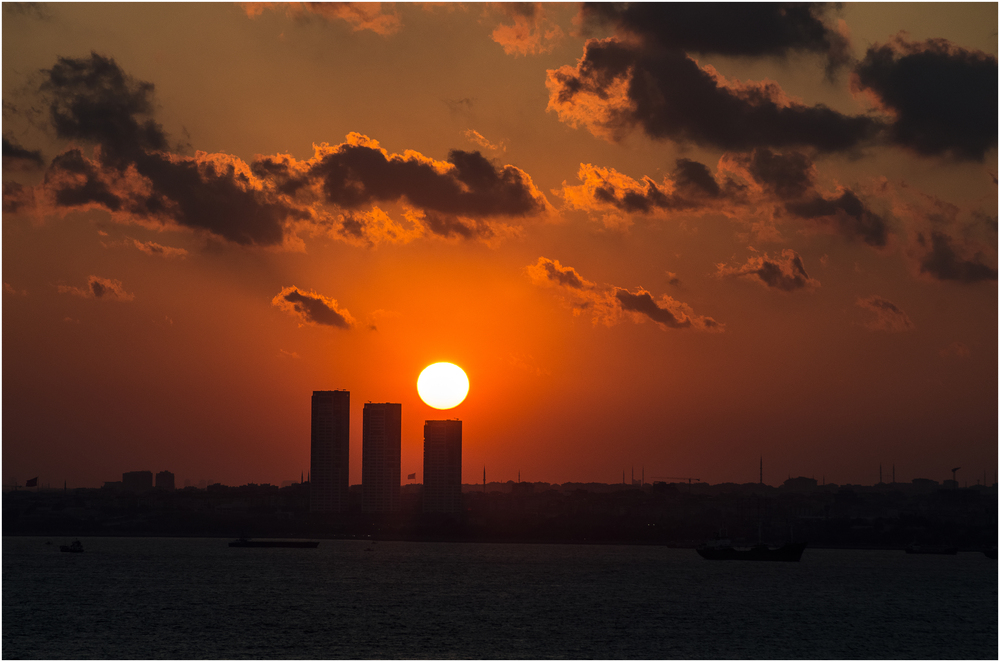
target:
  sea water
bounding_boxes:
[2,537,996,659]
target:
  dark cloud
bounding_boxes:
[547,38,882,152]
[45,149,123,211]
[129,151,304,246]
[2,137,45,170]
[785,189,889,248]
[917,232,997,283]
[528,257,722,331]
[272,143,546,218]
[41,52,170,167]
[271,286,355,329]
[615,288,691,329]
[856,295,914,332]
[3,181,34,213]
[2,3,52,20]
[853,37,998,161]
[717,249,820,292]
[733,148,814,200]
[24,54,311,246]
[422,212,476,239]
[581,3,851,72]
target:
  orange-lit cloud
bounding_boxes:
[126,238,188,258]
[560,159,732,220]
[57,275,135,301]
[717,249,820,292]
[463,129,505,153]
[856,295,914,332]
[242,2,402,36]
[527,257,721,331]
[271,286,355,329]
[489,3,564,57]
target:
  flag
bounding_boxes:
[26,477,38,487]
[407,473,416,480]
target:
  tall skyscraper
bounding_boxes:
[310,390,350,512]
[423,419,462,513]
[362,402,402,513]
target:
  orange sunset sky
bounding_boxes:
[3,2,996,489]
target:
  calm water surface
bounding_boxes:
[3,537,996,659]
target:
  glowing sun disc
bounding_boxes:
[417,363,469,409]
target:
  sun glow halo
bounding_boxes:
[417,362,469,409]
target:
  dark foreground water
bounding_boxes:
[3,537,996,659]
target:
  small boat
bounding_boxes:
[60,540,84,553]
[228,538,319,548]
[904,544,958,555]
[697,541,806,562]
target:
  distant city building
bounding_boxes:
[122,471,153,491]
[310,390,350,513]
[362,402,402,513]
[423,419,462,513]
[155,471,175,490]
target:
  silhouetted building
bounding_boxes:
[423,419,462,513]
[122,471,153,491]
[362,402,402,513]
[310,390,351,513]
[155,471,175,490]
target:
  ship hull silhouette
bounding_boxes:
[697,542,806,562]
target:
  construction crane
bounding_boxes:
[652,476,702,485]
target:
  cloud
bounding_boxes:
[856,295,914,332]
[127,238,188,258]
[939,342,971,359]
[852,36,998,161]
[915,231,997,283]
[546,36,881,151]
[580,3,851,72]
[717,249,820,292]
[2,3,52,21]
[3,137,44,170]
[527,257,722,331]
[41,52,171,167]
[463,129,505,153]
[57,275,135,301]
[4,282,28,296]
[617,288,698,330]
[279,349,301,359]
[242,2,402,36]
[525,257,595,290]
[722,148,890,247]
[784,189,890,248]
[562,148,889,248]
[271,285,355,329]
[11,55,552,250]
[252,134,550,247]
[561,159,732,220]
[489,3,564,57]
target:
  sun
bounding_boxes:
[417,362,469,409]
